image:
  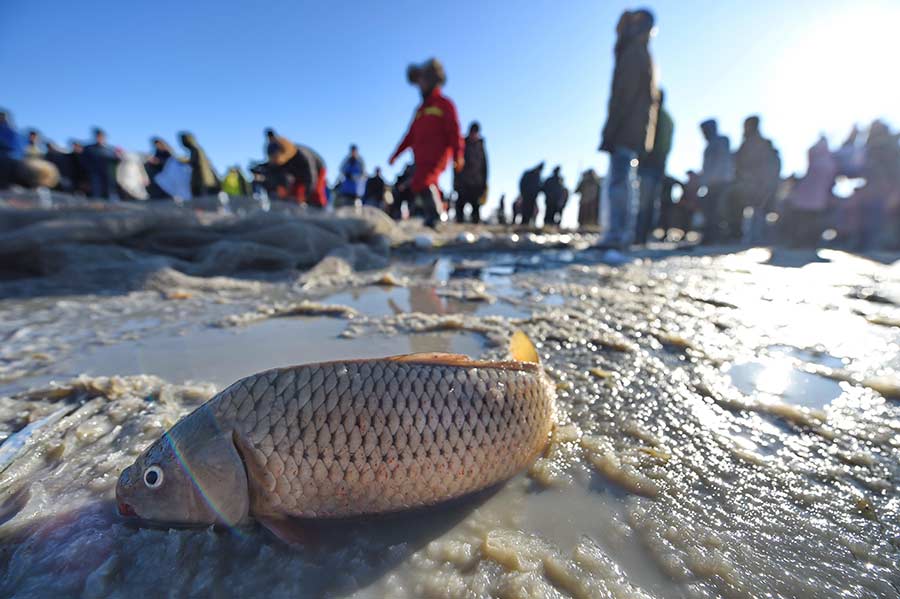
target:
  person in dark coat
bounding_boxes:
[453,121,488,224]
[576,168,603,228]
[636,88,673,244]
[541,166,568,226]
[518,162,544,225]
[145,137,175,199]
[699,119,734,244]
[264,129,327,207]
[732,116,781,243]
[363,167,386,208]
[390,163,416,220]
[179,132,220,197]
[83,128,120,199]
[598,9,658,248]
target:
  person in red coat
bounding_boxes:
[389,58,464,227]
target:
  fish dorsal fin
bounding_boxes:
[387,353,475,366]
[510,331,540,364]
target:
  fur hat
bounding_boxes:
[406,58,447,88]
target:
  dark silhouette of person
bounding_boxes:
[363,167,386,208]
[518,162,544,225]
[636,88,673,244]
[83,128,120,198]
[733,116,781,243]
[454,121,488,224]
[598,9,659,248]
[145,137,175,198]
[699,119,734,244]
[541,166,568,226]
[576,169,603,228]
[389,163,416,220]
[179,132,220,197]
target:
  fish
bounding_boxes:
[115,331,555,537]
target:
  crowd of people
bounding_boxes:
[2,8,899,251]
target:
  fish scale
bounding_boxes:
[209,358,554,518]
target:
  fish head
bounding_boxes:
[116,406,249,527]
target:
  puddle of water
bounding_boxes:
[725,359,844,409]
[323,285,529,319]
[56,317,484,388]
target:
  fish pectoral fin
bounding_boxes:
[510,330,540,364]
[387,352,474,365]
[257,515,319,546]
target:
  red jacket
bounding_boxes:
[391,87,464,193]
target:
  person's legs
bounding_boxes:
[636,168,660,244]
[701,184,721,244]
[455,193,467,223]
[471,192,481,224]
[602,147,637,247]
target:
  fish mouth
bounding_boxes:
[118,501,137,517]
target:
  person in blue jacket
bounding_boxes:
[336,144,366,207]
[0,110,27,189]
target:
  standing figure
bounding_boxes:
[389,58,464,228]
[733,116,781,243]
[454,121,488,224]
[364,167,387,208]
[783,137,836,248]
[83,128,121,199]
[598,9,659,249]
[179,132,220,198]
[337,144,366,207]
[518,162,544,225]
[145,137,175,199]
[699,119,734,244]
[576,168,603,228]
[541,166,567,227]
[636,88,673,244]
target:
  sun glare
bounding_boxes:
[772,5,900,136]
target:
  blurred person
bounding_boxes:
[636,88,673,244]
[0,111,28,189]
[363,167,386,208]
[598,9,659,249]
[265,129,328,207]
[222,165,252,197]
[859,121,900,248]
[518,162,544,225]
[454,121,488,224]
[45,141,74,191]
[25,130,43,159]
[679,170,703,234]
[145,137,175,198]
[576,168,603,228]
[541,166,568,226]
[698,119,734,243]
[782,137,836,248]
[497,193,508,225]
[179,132,220,197]
[391,163,416,220]
[68,141,90,195]
[656,174,684,235]
[337,144,366,207]
[512,195,523,224]
[83,128,120,198]
[834,125,865,179]
[389,58,464,228]
[733,116,781,244]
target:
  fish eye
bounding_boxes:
[144,465,164,489]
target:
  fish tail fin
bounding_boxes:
[510,330,540,364]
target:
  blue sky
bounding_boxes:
[3,0,899,217]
